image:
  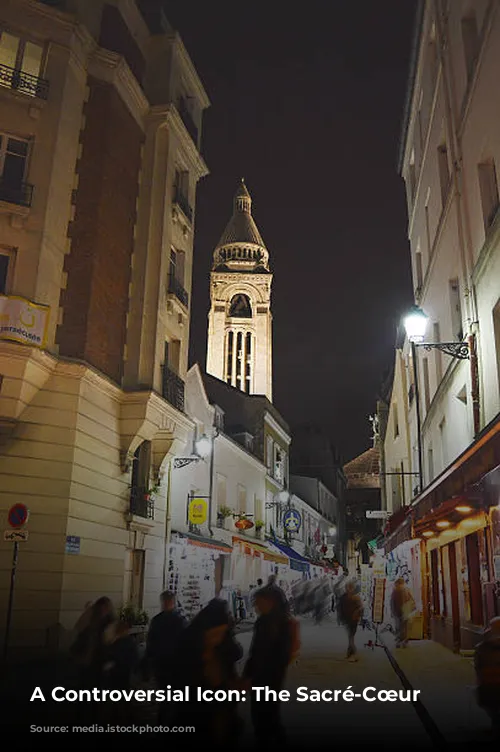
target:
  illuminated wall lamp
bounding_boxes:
[456,505,472,513]
[436,520,450,528]
[461,517,478,528]
[422,531,435,538]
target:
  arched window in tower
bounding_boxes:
[226,330,233,385]
[236,332,243,389]
[229,294,252,318]
[245,332,252,393]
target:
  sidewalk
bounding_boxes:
[384,637,494,745]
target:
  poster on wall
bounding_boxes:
[0,294,50,347]
[372,577,386,623]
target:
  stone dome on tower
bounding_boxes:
[213,179,270,272]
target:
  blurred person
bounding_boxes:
[173,598,243,748]
[475,617,500,735]
[244,585,296,745]
[391,578,416,648]
[145,591,185,686]
[102,616,139,724]
[338,581,363,661]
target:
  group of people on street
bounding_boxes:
[69,576,299,747]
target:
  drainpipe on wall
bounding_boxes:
[469,333,481,437]
[162,458,173,590]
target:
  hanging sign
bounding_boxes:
[188,498,208,525]
[0,295,50,348]
[372,577,386,624]
[283,509,301,533]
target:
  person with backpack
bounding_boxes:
[338,581,363,661]
[243,585,299,745]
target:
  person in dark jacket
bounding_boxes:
[70,596,116,723]
[145,591,186,687]
[102,617,139,724]
[172,598,243,748]
[244,585,292,746]
[475,617,500,735]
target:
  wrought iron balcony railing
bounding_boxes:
[0,178,33,208]
[129,486,155,520]
[168,274,189,308]
[0,64,49,100]
[162,365,185,412]
[173,189,193,223]
[178,99,199,146]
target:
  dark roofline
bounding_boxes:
[200,370,291,435]
[397,0,426,174]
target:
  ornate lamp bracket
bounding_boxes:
[173,457,201,470]
[420,341,470,360]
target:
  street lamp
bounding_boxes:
[403,305,470,495]
[195,434,212,460]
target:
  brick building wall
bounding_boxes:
[57,79,143,384]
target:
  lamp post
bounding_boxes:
[195,428,219,537]
[403,305,470,496]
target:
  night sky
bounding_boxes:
[166,0,417,463]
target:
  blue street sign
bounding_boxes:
[65,536,80,554]
[283,508,301,533]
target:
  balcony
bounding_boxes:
[0,178,33,208]
[178,99,199,146]
[173,189,193,223]
[162,365,185,412]
[129,486,154,520]
[168,274,189,308]
[0,64,49,100]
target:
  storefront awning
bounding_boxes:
[267,540,310,572]
[185,534,232,553]
[232,536,288,564]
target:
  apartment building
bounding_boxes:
[0,0,208,653]
[385,0,500,651]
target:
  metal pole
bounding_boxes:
[162,458,173,589]
[208,430,217,537]
[3,541,19,662]
[412,340,424,494]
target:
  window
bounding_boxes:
[236,331,243,389]
[245,332,252,393]
[266,436,273,472]
[0,133,29,191]
[274,446,284,482]
[428,445,434,481]
[449,279,463,341]
[229,294,252,318]
[478,159,499,230]
[164,339,180,374]
[433,322,443,382]
[226,330,234,385]
[173,169,191,220]
[461,13,479,82]
[0,248,14,294]
[438,141,450,206]
[415,248,423,290]
[237,484,247,515]
[393,403,399,439]
[169,248,176,280]
[423,357,431,411]
[0,32,45,97]
[408,150,416,202]
[424,198,432,257]
[439,417,447,467]
[216,474,227,511]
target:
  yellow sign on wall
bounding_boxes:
[0,295,50,348]
[189,498,208,525]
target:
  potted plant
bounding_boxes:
[119,604,149,644]
[254,519,265,539]
[218,505,234,529]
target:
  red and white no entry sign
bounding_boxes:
[7,504,29,529]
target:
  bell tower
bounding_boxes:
[206,179,273,401]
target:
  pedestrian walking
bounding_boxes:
[475,617,500,736]
[244,585,295,747]
[144,591,186,723]
[172,598,243,749]
[338,581,363,661]
[102,616,139,723]
[390,578,416,648]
